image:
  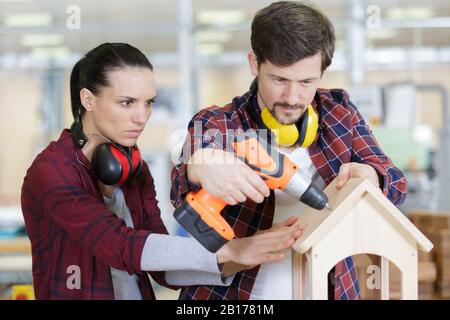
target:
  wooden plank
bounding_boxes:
[436,280,450,298]
[292,251,302,299]
[0,237,31,254]
[401,253,418,299]
[381,257,390,300]
[408,211,450,230]
[418,261,437,282]
[0,255,32,272]
[310,251,328,300]
[418,250,434,262]
[418,282,435,300]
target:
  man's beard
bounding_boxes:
[269,102,306,125]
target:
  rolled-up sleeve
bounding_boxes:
[347,95,407,205]
[170,109,224,208]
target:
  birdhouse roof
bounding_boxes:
[293,178,433,254]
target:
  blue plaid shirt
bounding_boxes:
[171,86,407,300]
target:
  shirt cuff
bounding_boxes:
[140,234,221,273]
[165,270,235,287]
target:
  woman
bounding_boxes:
[20,43,304,300]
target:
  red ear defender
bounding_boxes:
[110,146,131,186]
[91,144,142,186]
[129,146,142,178]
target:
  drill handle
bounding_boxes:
[186,189,235,240]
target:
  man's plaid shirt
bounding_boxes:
[171,86,407,300]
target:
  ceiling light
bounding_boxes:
[0,0,33,2]
[31,46,71,60]
[367,29,397,40]
[197,10,246,25]
[4,13,52,27]
[412,125,432,145]
[21,33,64,47]
[196,31,232,43]
[196,43,224,56]
[386,7,434,20]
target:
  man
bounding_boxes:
[171,1,406,300]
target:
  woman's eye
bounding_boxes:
[120,101,132,107]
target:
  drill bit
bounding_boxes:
[325,203,333,210]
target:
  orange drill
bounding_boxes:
[174,132,330,252]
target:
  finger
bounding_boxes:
[259,233,295,252]
[259,227,300,245]
[246,171,270,198]
[353,163,375,180]
[222,195,238,206]
[336,163,351,190]
[229,188,247,204]
[285,224,306,240]
[205,181,239,205]
[239,180,265,203]
[256,228,287,240]
[260,252,286,263]
[283,226,304,240]
[272,216,298,229]
[291,228,303,239]
[291,221,307,229]
[275,236,296,251]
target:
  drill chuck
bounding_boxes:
[300,184,329,210]
[283,170,329,210]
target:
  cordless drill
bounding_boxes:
[174,131,330,252]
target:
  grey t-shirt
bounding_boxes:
[103,187,234,300]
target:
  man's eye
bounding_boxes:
[146,101,154,108]
[274,78,285,83]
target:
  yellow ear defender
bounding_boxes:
[261,104,319,147]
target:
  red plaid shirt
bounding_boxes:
[21,129,172,299]
[170,86,407,300]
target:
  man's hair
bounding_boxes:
[251,1,335,72]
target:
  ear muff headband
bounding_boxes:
[261,108,299,146]
[297,104,319,148]
[71,120,142,186]
[110,145,132,186]
[130,146,141,172]
[260,104,319,147]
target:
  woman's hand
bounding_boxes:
[216,216,306,276]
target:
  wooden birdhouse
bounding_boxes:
[292,178,433,300]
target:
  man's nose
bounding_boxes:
[283,83,302,106]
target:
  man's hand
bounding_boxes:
[187,148,270,205]
[335,162,380,190]
[216,217,306,276]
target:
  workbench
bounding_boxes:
[0,237,32,298]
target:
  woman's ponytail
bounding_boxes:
[70,58,84,121]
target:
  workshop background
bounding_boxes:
[0,0,449,300]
